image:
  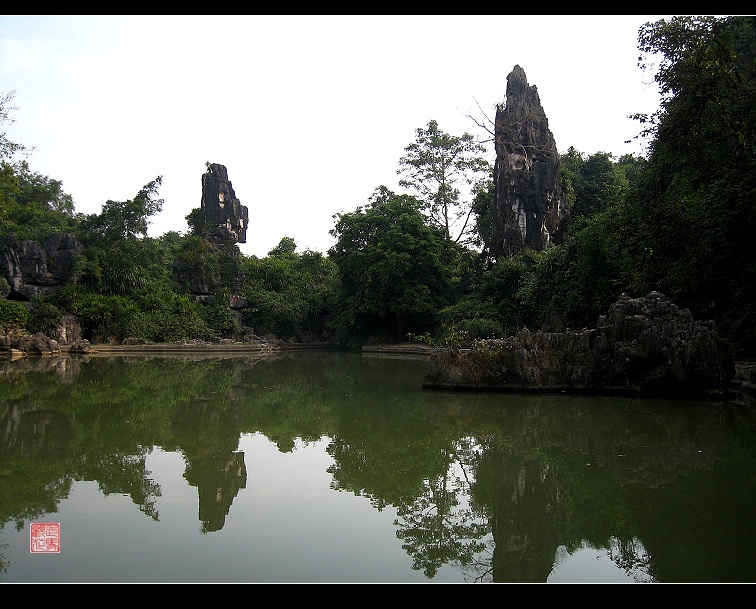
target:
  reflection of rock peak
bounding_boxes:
[184,451,247,533]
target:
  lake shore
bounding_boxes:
[83,341,434,356]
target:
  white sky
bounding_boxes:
[0,14,668,258]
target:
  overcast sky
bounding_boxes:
[1,15,670,257]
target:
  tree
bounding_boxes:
[0,161,77,241]
[570,152,629,220]
[397,120,491,244]
[78,177,164,243]
[185,207,209,238]
[329,187,453,346]
[470,179,494,260]
[1,92,74,242]
[628,15,756,356]
[0,90,33,162]
[241,238,338,340]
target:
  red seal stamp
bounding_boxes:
[30,522,61,553]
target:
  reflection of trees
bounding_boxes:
[0,537,8,575]
[172,393,248,533]
[1,353,755,582]
[0,399,76,528]
[0,352,344,535]
[323,363,494,580]
[325,381,756,582]
[394,446,489,580]
[607,538,652,579]
[76,452,161,520]
[0,355,205,529]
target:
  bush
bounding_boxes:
[26,295,62,335]
[201,290,242,339]
[0,299,28,332]
[457,317,504,341]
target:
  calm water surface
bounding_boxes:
[1,350,754,583]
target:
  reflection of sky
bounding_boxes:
[548,541,654,583]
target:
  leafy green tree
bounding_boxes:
[0,161,77,242]
[0,91,33,162]
[241,238,337,340]
[185,207,210,238]
[0,298,28,333]
[627,15,756,356]
[558,146,584,210]
[329,187,453,346]
[200,287,242,339]
[570,152,628,220]
[26,294,63,336]
[398,120,491,244]
[558,149,635,231]
[0,93,76,243]
[435,296,504,347]
[476,255,530,334]
[470,179,495,260]
[78,177,163,243]
[615,153,648,190]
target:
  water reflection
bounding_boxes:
[1,351,755,582]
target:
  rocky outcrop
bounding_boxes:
[201,163,249,244]
[0,311,90,357]
[490,65,568,258]
[422,292,735,398]
[0,233,83,300]
[0,336,91,357]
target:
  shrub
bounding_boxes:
[0,299,28,333]
[26,295,62,335]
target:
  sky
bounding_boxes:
[0,14,670,258]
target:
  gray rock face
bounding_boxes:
[422,292,735,398]
[0,233,83,300]
[490,65,568,258]
[201,164,249,244]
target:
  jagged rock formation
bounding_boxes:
[490,65,568,258]
[0,233,83,301]
[201,163,249,244]
[422,292,735,398]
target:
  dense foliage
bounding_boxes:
[627,15,756,356]
[0,16,753,358]
[329,187,455,346]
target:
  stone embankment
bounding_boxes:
[361,343,434,356]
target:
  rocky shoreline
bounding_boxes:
[0,339,436,358]
[87,341,331,354]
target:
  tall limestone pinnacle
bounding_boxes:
[491,65,569,258]
[201,163,249,244]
